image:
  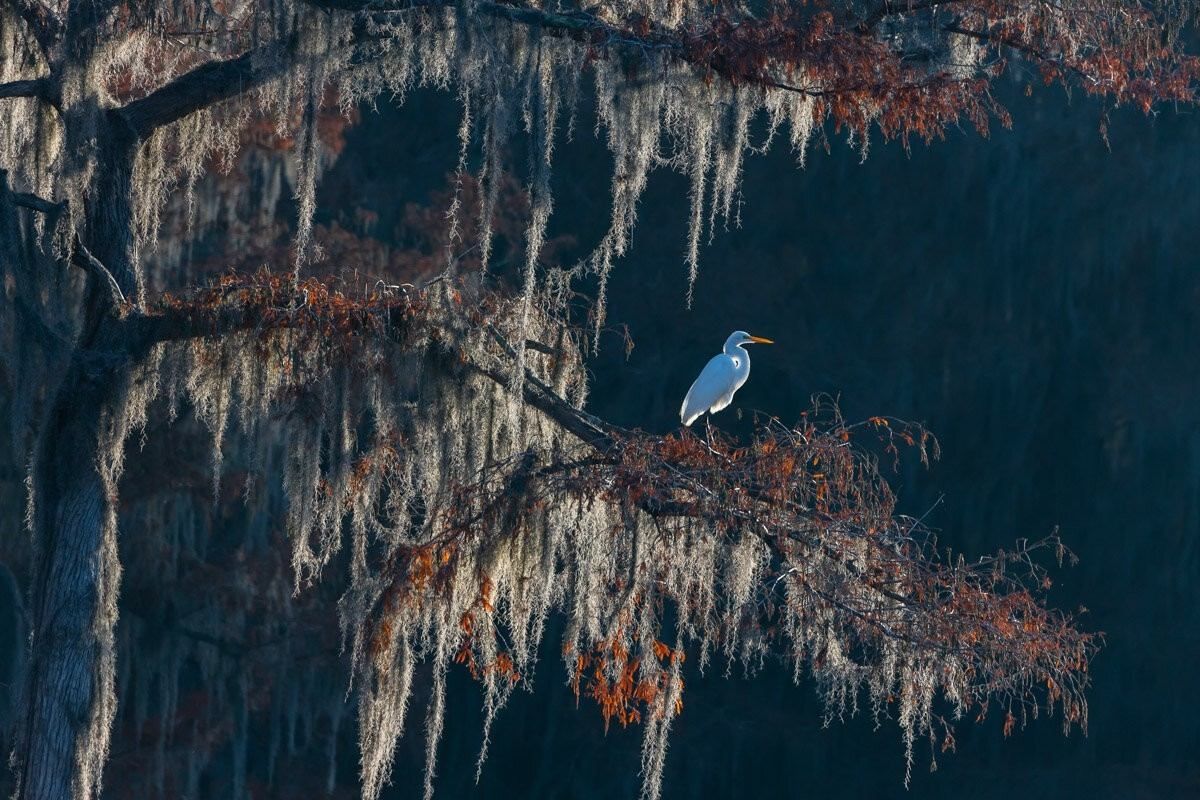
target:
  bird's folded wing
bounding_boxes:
[680,354,736,425]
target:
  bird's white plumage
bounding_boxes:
[680,331,770,426]
[680,353,747,426]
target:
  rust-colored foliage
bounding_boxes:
[152,267,432,354]
[568,633,686,730]
[359,380,1097,744]
[512,0,1199,145]
[216,87,360,158]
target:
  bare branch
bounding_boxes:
[0,77,49,100]
[11,189,64,216]
[0,168,64,223]
[70,241,127,309]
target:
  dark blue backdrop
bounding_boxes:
[320,85,1200,799]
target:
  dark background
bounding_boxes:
[320,83,1200,798]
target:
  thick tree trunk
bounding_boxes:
[14,117,140,800]
[16,355,124,800]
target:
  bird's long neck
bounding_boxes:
[725,342,749,363]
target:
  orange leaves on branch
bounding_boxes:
[563,0,1198,147]
[452,576,521,685]
[151,266,439,364]
[569,635,686,732]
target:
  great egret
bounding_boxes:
[680,331,774,426]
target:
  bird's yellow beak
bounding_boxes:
[748,335,774,344]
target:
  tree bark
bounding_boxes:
[13,114,140,800]
[16,345,127,800]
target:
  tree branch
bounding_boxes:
[311,0,832,97]
[482,323,622,447]
[10,189,64,216]
[0,78,49,101]
[115,276,1091,703]
[455,342,1086,670]
[119,37,295,138]
[0,168,65,220]
[106,0,987,141]
[942,24,1090,81]
[70,241,127,309]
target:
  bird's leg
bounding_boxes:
[704,416,714,449]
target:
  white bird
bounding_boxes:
[680,331,774,426]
